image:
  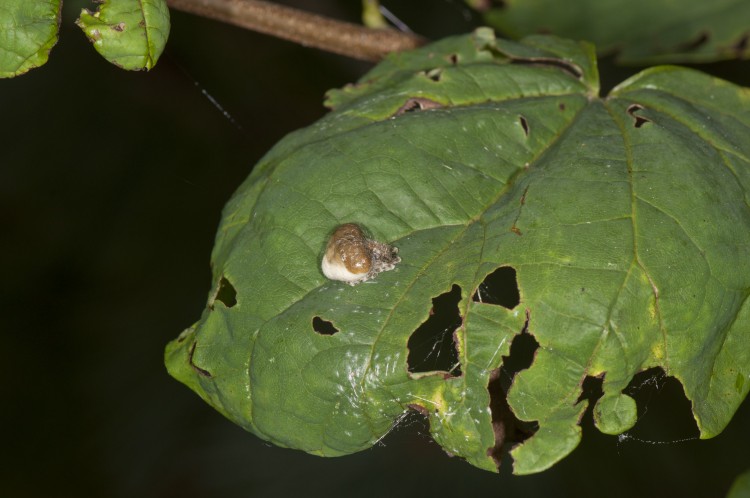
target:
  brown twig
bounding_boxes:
[166,0,427,62]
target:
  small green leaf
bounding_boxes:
[166,30,750,474]
[76,0,170,71]
[593,394,637,435]
[0,0,61,78]
[483,0,750,64]
[728,470,750,498]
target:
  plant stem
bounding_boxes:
[165,0,427,61]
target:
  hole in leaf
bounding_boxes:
[625,367,667,396]
[407,284,463,376]
[627,104,651,128]
[376,406,433,450]
[486,366,536,466]
[448,53,459,65]
[212,276,237,308]
[423,68,443,82]
[486,368,507,467]
[577,374,604,405]
[394,97,444,116]
[472,267,520,309]
[188,342,212,378]
[576,375,606,432]
[500,320,538,390]
[519,115,529,137]
[312,316,339,335]
[486,314,538,467]
[621,368,699,441]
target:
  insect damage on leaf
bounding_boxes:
[209,276,237,309]
[312,316,339,335]
[166,28,750,476]
[473,267,521,309]
[394,97,444,116]
[626,103,651,128]
[407,284,463,377]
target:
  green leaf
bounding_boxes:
[165,29,750,474]
[76,0,170,71]
[593,393,637,435]
[483,0,750,64]
[728,470,750,498]
[0,0,61,78]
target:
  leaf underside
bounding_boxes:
[166,29,750,474]
[484,0,750,64]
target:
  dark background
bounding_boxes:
[2,1,749,496]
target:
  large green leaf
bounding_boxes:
[0,0,61,78]
[482,0,750,64]
[165,29,750,474]
[76,0,169,71]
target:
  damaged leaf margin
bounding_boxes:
[166,29,750,474]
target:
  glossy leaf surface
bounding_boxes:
[166,29,750,474]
